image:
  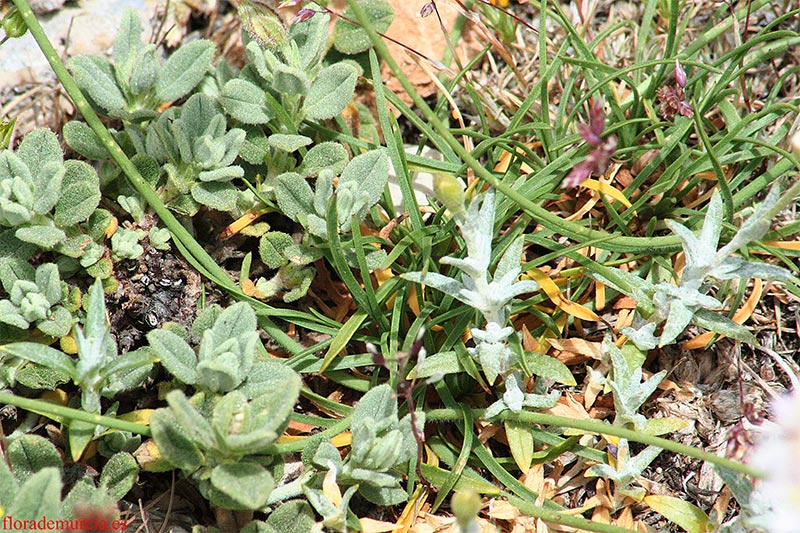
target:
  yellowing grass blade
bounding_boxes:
[526,268,600,321]
[580,178,634,210]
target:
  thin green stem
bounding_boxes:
[0,392,151,436]
[425,408,761,478]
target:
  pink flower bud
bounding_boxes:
[674,59,687,88]
[292,8,316,23]
[419,1,435,17]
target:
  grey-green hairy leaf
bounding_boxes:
[303,63,359,121]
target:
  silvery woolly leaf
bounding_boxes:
[621,322,659,350]
[655,282,721,310]
[522,390,560,410]
[474,338,513,384]
[708,256,794,282]
[457,190,495,273]
[659,299,695,347]
[401,271,467,305]
[716,184,780,259]
[502,372,525,412]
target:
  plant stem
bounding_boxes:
[0,391,151,436]
[424,408,761,477]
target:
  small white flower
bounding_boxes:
[749,390,800,533]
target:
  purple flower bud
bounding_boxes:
[293,7,316,23]
[674,59,687,88]
[419,1,435,17]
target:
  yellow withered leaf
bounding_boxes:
[525,268,600,321]
[580,178,634,210]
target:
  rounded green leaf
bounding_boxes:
[6,467,61,520]
[63,121,109,160]
[303,63,358,121]
[221,79,272,125]
[7,435,63,484]
[156,39,215,102]
[149,408,204,472]
[300,141,349,177]
[146,328,198,385]
[70,55,127,114]
[54,160,101,226]
[644,495,713,533]
[99,452,139,500]
[209,462,275,510]
[190,182,238,212]
[333,0,395,54]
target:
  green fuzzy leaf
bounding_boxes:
[267,500,315,533]
[274,172,314,223]
[353,383,396,425]
[358,483,407,506]
[198,166,245,182]
[300,141,349,177]
[165,390,215,450]
[129,45,159,96]
[156,39,215,102]
[71,55,127,114]
[0,456,19,508]
[180,93,221,139]
[333,0,395,54]
[36,307,73,338]
[146,328,198,385]
[6,467,61,521]
[14,362,70,390]
[17,128,63,177]
[209,301,257,346]
[259,231,294,269]
[221,79,272,125]
[7,434,63,484]
[1,341,76,377]
[63,121,109,160]
[339,148,389,207]
[268,134,312,153]
[99,452,139,500]
[644,495,713,533]
[239,127,270,164]
[272,63,310,96]
[190,182,238,212]
[67,418,96,461]
[209,462,275,511]
[525,352,576,386]
[113,9,144,84]
[410,351,462,379]
[32,163,65,216]
[149,408,204,471]
[239,359,301,404]
[303,63,359,120]
[692,309,758,344]
[291,12,330,70]
[54,160,101,226]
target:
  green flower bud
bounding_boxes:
[433,173,466,215]
[451,489,482,529]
